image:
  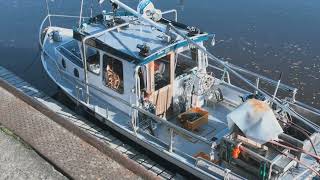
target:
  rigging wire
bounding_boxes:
[285,113,312,135]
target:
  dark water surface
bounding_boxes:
[0,0,319,107]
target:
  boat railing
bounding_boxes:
[292,101,320,117]
[161,9,178,22]
[209,63,298,101]
[178,52,297,98]
[39,14,90,49]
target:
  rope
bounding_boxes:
[279,117,318,157]
[22,49,41,73]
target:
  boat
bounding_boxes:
[39,0,320,179]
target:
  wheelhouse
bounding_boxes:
[57,11,214,115]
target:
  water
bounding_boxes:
[0,0,319,107]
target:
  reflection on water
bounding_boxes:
[0,0,319,107]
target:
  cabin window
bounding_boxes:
[74,68,79,78]
[103,54,124,94]
[154,56,170,90]
[86,47,100,75]
[175,51,197,77]
[61,58,66,69]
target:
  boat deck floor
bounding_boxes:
[153,101,234,156]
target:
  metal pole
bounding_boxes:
[255,77,260,94]
[45,0,51,26]
[135,107,211,145]
[90,0,93,18]
[272,73,282,106]
[169,128,174,152]
[79,0,84,28]
[161,9,178,22]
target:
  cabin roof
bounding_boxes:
[73,13,210,65]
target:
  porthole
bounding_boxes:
[61,59,66,69]
[73,68,79,78]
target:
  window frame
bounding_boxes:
[86,46,101,76]
[153,56,171,91]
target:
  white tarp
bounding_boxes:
[227,99,283,144]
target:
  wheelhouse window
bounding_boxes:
[175,50,197,77]
[103,54,124,94]
[154,56,170,90]
[86,47,100,75]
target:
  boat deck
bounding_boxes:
[152,100,234,157]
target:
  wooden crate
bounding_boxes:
[178,107,208,131]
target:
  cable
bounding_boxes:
[286,113,312,135]
[272,144,320,177]
[22,49,41,73]
[270,140,320,162]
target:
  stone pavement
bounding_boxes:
[0,129,67,180]
[0,85,144,179]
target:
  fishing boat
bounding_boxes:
[39,0,320,179]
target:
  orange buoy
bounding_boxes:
[232,143,242,159]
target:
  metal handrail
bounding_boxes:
[292,101,320,116]
[39,14,90,48]
[226,63,297,93]
[178,51,297,94]
[133,107,212,145]
[162,9,178,21]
